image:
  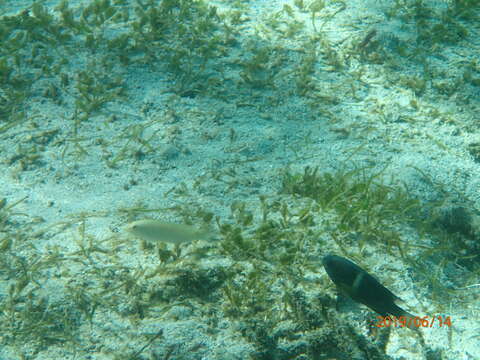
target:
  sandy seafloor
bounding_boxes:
[0,0,479,359]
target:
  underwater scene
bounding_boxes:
[0,0,479,359]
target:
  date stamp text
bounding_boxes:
[373,315,452,328]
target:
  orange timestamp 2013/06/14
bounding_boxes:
[374,315,452,328]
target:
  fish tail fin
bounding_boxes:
[390,304,418,329]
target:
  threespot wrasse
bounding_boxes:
[323,254,416,326]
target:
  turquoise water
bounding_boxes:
[0,1,479,359]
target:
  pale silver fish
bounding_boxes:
[125,220,208,244]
